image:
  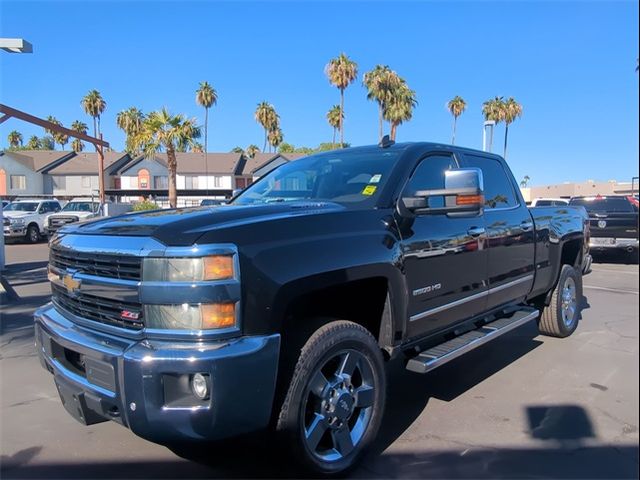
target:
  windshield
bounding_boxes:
[62,202,99,213]
[570,197,636,213]
[233,149,401,206]
[4,202,39,212]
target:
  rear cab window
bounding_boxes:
[462,154,519,209]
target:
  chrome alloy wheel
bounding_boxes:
[561,276,577,327]
[301,349,376,463]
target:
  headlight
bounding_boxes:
[144,303,237,330]
[142,255,234,282]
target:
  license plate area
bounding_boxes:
[54,376,109,425]
[591,237,615,246]
[48,339,116,392]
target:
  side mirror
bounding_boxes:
[402,168,484,216]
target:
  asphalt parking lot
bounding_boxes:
[1,242,638,479]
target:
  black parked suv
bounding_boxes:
[569,195,639,261]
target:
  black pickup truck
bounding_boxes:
[569,195,638,261]
[36,142,591,475]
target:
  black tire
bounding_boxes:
[539,264,582,338]
[276,320,386,476]
[26,224,40,244]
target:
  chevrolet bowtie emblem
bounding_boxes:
[63,274,81,294]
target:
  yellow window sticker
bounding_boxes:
[362,185,377,196]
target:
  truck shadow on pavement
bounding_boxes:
[8,322,637,479]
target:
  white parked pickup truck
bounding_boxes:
[45,197,102,237]
[3,198,62,243]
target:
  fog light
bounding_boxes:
[191,373,209,400]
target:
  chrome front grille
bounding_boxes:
[52,284,143,330]
[3,218,9,226]
[49,216,78,228]
[50,245,142,281]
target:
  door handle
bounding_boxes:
[520,221,534,232]
[467,226,486,237]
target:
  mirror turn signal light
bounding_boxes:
[457,194,484,206]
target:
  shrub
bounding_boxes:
[132,200,158,212]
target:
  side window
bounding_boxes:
[49,202,61,212]
[403,155,457,208]
[38,203,48,214]
[464,155,518,209]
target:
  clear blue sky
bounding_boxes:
[1,0,638,186]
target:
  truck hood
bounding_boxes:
[2,211,36,219]
[51,211,95,219]
[63,202,345,246]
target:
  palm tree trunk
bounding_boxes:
[452,116,457,145]
[263,129,267,153]
[378,103,383,141]
[339,88,344,147]
[503,123,509,159]
[332,127,336,145]
[92,117,98,144]
[390,122,397,141]
[167,146,177,208]
[204,108,209,192]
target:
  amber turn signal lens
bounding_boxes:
[201,303,236,329]
[203,255,234,280]
[457,194,484,206]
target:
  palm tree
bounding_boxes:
[26,135,40,149]
[70,120,88,152]
[81,89,107,140]
[195,81,218,182]
[231,146,245,154]
[116,107,145,154]
[520,175,531,188]
[132,108,201,208]
[384,81,418,141]
[192,142,204,153]
[268,127,283,152]
[245,144,260,158]
[363,65,401,141]
[482,96,505,152]
[447,96,467,145]
[46,116,68,150]
[7,130,23,149]
[325,53,358,146]
[326,105,343,145]
[40,136,55,150]
[254,102,278,152]
[502,97,523,159]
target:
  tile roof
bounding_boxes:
[45,151,127,175]
[2,150,75,172]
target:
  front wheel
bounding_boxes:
[276,321,386,476]
[539,264,582,338]
[26,224,40,243]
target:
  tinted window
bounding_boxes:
[403,155,457,208]
[48,202,61,212]
[464,155,518,209]
[535,200,553,207]
[570,197,636,213]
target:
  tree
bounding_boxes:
[7,130,22,149]
[116,107,144,154]
[26,135,40,149]
[363,65,401,141]
[268,127,283,152]
[231,146,245,154]
[196,81,218,187]
[255,102,279,152]
[39,136,55,150]
[447,96,467,145]
[278,142,295,153]
[245,144,260,158]
[482,96,505,152]
[325,53,358,146]
[326,105,342,145]
[46,116,68,150]
[502,97,523,159]
[520,175,531,188]
[132,108,201,208]
[81,89,107,140]
[71,120,88,152]
[384,81,418,141]
[192,142,204,153]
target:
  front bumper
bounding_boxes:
[34,304,280,444]
[589,238,638,251]
[3,225,26,237]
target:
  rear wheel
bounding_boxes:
[276,321,386,476]
[26,224,40,243]
[539,264,582,338]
